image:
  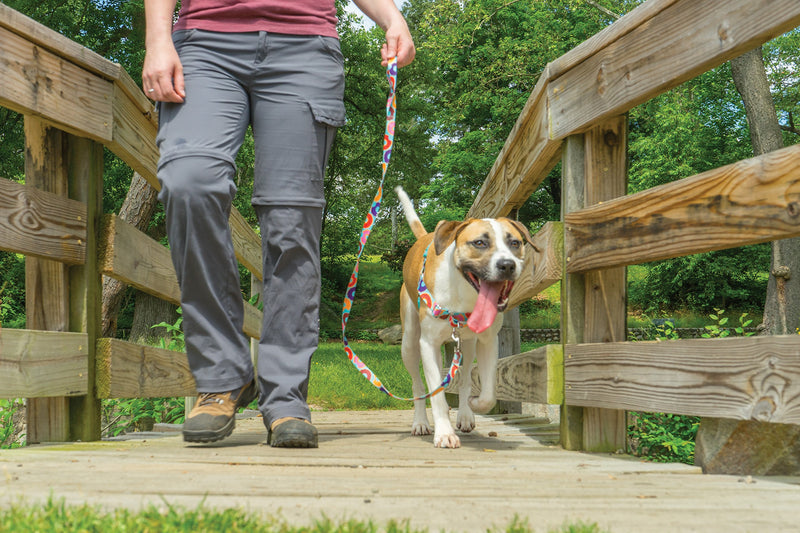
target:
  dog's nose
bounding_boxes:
[496,259,516,275]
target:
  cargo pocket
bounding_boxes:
[309,101,346,179]
[308,101,346,129]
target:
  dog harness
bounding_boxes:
[341,57,462,401]
[417,243,471,328]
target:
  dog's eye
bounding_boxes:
[508,239,521,249]
[471,239,488,249]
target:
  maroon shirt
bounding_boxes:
[173,0,339,38]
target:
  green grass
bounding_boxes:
[0,498,608,533]
[309,342,414,411]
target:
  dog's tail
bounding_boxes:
[395,186,427,239]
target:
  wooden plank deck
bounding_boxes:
[1,409,798,532]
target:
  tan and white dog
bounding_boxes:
[395,187,535,448]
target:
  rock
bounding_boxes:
[378,324,403,345]
[695,418,800,475]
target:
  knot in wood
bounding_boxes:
[604,130,619,147]
[771,265,791,280]
[787,201,800,218]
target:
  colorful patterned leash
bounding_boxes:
[341,57,462,401]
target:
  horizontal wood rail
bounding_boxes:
[564,143,800,273]
[0,177,87,264]
[0,329,89,398]
[565,336,800,425]
[96,338,195,399]
[446,345,564,405]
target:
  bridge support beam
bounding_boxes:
[560,116,628,452]
[24,116,103,443]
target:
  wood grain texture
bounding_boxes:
[565,143,800,273]
[23,116,72,442]
[0,178,86,264]
[548,0,800,139]
[0,3,120,80]
[445,344,563,404]
[507,222,563,310]
[96,338,196,398]
[0,329,88,398]
[0,26,113,142]
[565,336,800,425]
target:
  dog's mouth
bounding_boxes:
[465,272,515,334]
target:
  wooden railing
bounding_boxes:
[0,4,263,442]
[453,0,800,451]
[2,0,800,450]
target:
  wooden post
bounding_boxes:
[67,134,104,442]
[561,116,628,452]
[24,117,103,442]
[24,117,71,443]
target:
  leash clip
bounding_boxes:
[451,327,462,353]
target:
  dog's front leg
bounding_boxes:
[419,337,460,448]
[400,306,431,436]
[469,336,498,414]
[456,338,477,433]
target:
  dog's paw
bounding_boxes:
[434,432,461,449]
[456,410,476,433]
[411,420,432,436]
[468,395,496,414]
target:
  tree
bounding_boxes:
[694,46,800,476]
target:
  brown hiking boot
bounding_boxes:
[183,380,258,443]
[268,417,318,448]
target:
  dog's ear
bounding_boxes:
[506,219,541,253]
[433,219,470,255]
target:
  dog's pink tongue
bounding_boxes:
[467,281,503,334]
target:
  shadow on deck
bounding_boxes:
[1,410,798,532]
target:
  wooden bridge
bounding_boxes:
[2,0,800,527]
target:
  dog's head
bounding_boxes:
[433,218,538,333]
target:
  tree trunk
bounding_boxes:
[128,290,178,345]
[100,172,159,337]
[694,47,800,475]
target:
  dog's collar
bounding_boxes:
[417,243,471,328]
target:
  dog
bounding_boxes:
[395,187,535,448]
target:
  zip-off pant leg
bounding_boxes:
[155,29,345,418]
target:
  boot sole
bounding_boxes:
[268,419,318,448]
[183,415,235,443]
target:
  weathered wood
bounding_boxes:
[110,83,159,188]
[96,338,196,398]
[0,3,120,81]
[507,222,563,310]
[559,135,586,450]
[578,117,628,452]
[23,117,72,443]
[0,329,88,398]
[0,178,86,264]
[565,143,800,273]
[548,0,681,80]
[99,214,180,304]
[0,26,113,142]
[468,68,562,218]
[230,209,263,281]
[548,0,800,140]
[565,336,800,426]
[66,134,104,442]
[99,214,262,339]
[445,344,564,404]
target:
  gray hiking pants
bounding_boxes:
[155,30,345,427]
